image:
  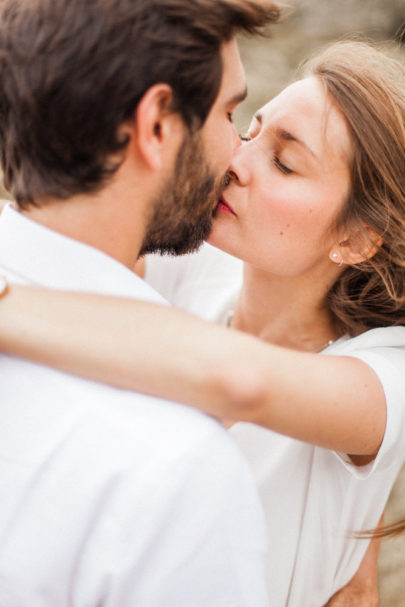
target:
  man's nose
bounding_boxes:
[228,138,252,186]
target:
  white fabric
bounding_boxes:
[146,243,405,607]
[0,206,269,607]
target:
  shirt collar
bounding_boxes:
[0,204,168,304]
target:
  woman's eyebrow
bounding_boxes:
[277,128,319,161]
[253,112,319,162]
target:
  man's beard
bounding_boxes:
[140,130,227,257]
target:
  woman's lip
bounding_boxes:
[217,196,236,216]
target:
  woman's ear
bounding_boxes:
[124,83,184,172]
[330,224,383,267]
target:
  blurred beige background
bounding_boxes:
[235,1,405,605]
[0,1,404,604]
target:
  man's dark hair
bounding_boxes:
[0,0,280,207]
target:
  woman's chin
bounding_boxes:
[206,220,225,248]
[206,223,240,259]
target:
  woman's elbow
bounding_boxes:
[208,361,269,424]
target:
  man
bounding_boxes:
[0,0,280,604]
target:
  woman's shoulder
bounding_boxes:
[326,325,405,356]
[325,326,405,401]
[328,326,405,476]
[328,326,405,425]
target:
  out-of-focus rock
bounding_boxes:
[236,0,405,125]
[285,0,404,40]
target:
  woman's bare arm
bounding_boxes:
[0,284,386,456]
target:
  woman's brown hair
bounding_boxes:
[304,41,405,538]
[302,41,405,337]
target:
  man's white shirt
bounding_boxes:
[0,205,268,607]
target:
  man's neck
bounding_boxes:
[23,175,149,270]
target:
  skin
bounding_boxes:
[22,39,247,269]
[0,68,386,605]
[0,77,387,455]
[210,76,354,352]
[0,76,387,457]
[325,521,381,607]
[140,38,248,256]
[197,38,247,184]
[211,77,352,277]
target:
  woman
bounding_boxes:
[0,40,404,605]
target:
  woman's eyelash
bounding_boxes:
[239,135,293,175]
[274,156,293,175]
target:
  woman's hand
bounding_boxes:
[324,523,381,607]
[324,583,378,607]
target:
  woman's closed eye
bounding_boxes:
[274,155,293,175]
[239,134,293,175]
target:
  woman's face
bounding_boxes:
[209,76,353,277]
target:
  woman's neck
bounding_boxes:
[232,264,339,352]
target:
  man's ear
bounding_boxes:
[330,224,383,266]
[129,84,183,172]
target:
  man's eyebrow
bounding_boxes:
[229,86,248,105]
[254,111,318,161]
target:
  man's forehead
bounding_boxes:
[227,86,248,107]
[219,39,247,103]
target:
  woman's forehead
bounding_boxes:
[253,76,353,163]
[255,77,331,127]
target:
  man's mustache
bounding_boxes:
[220,172,231,190]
